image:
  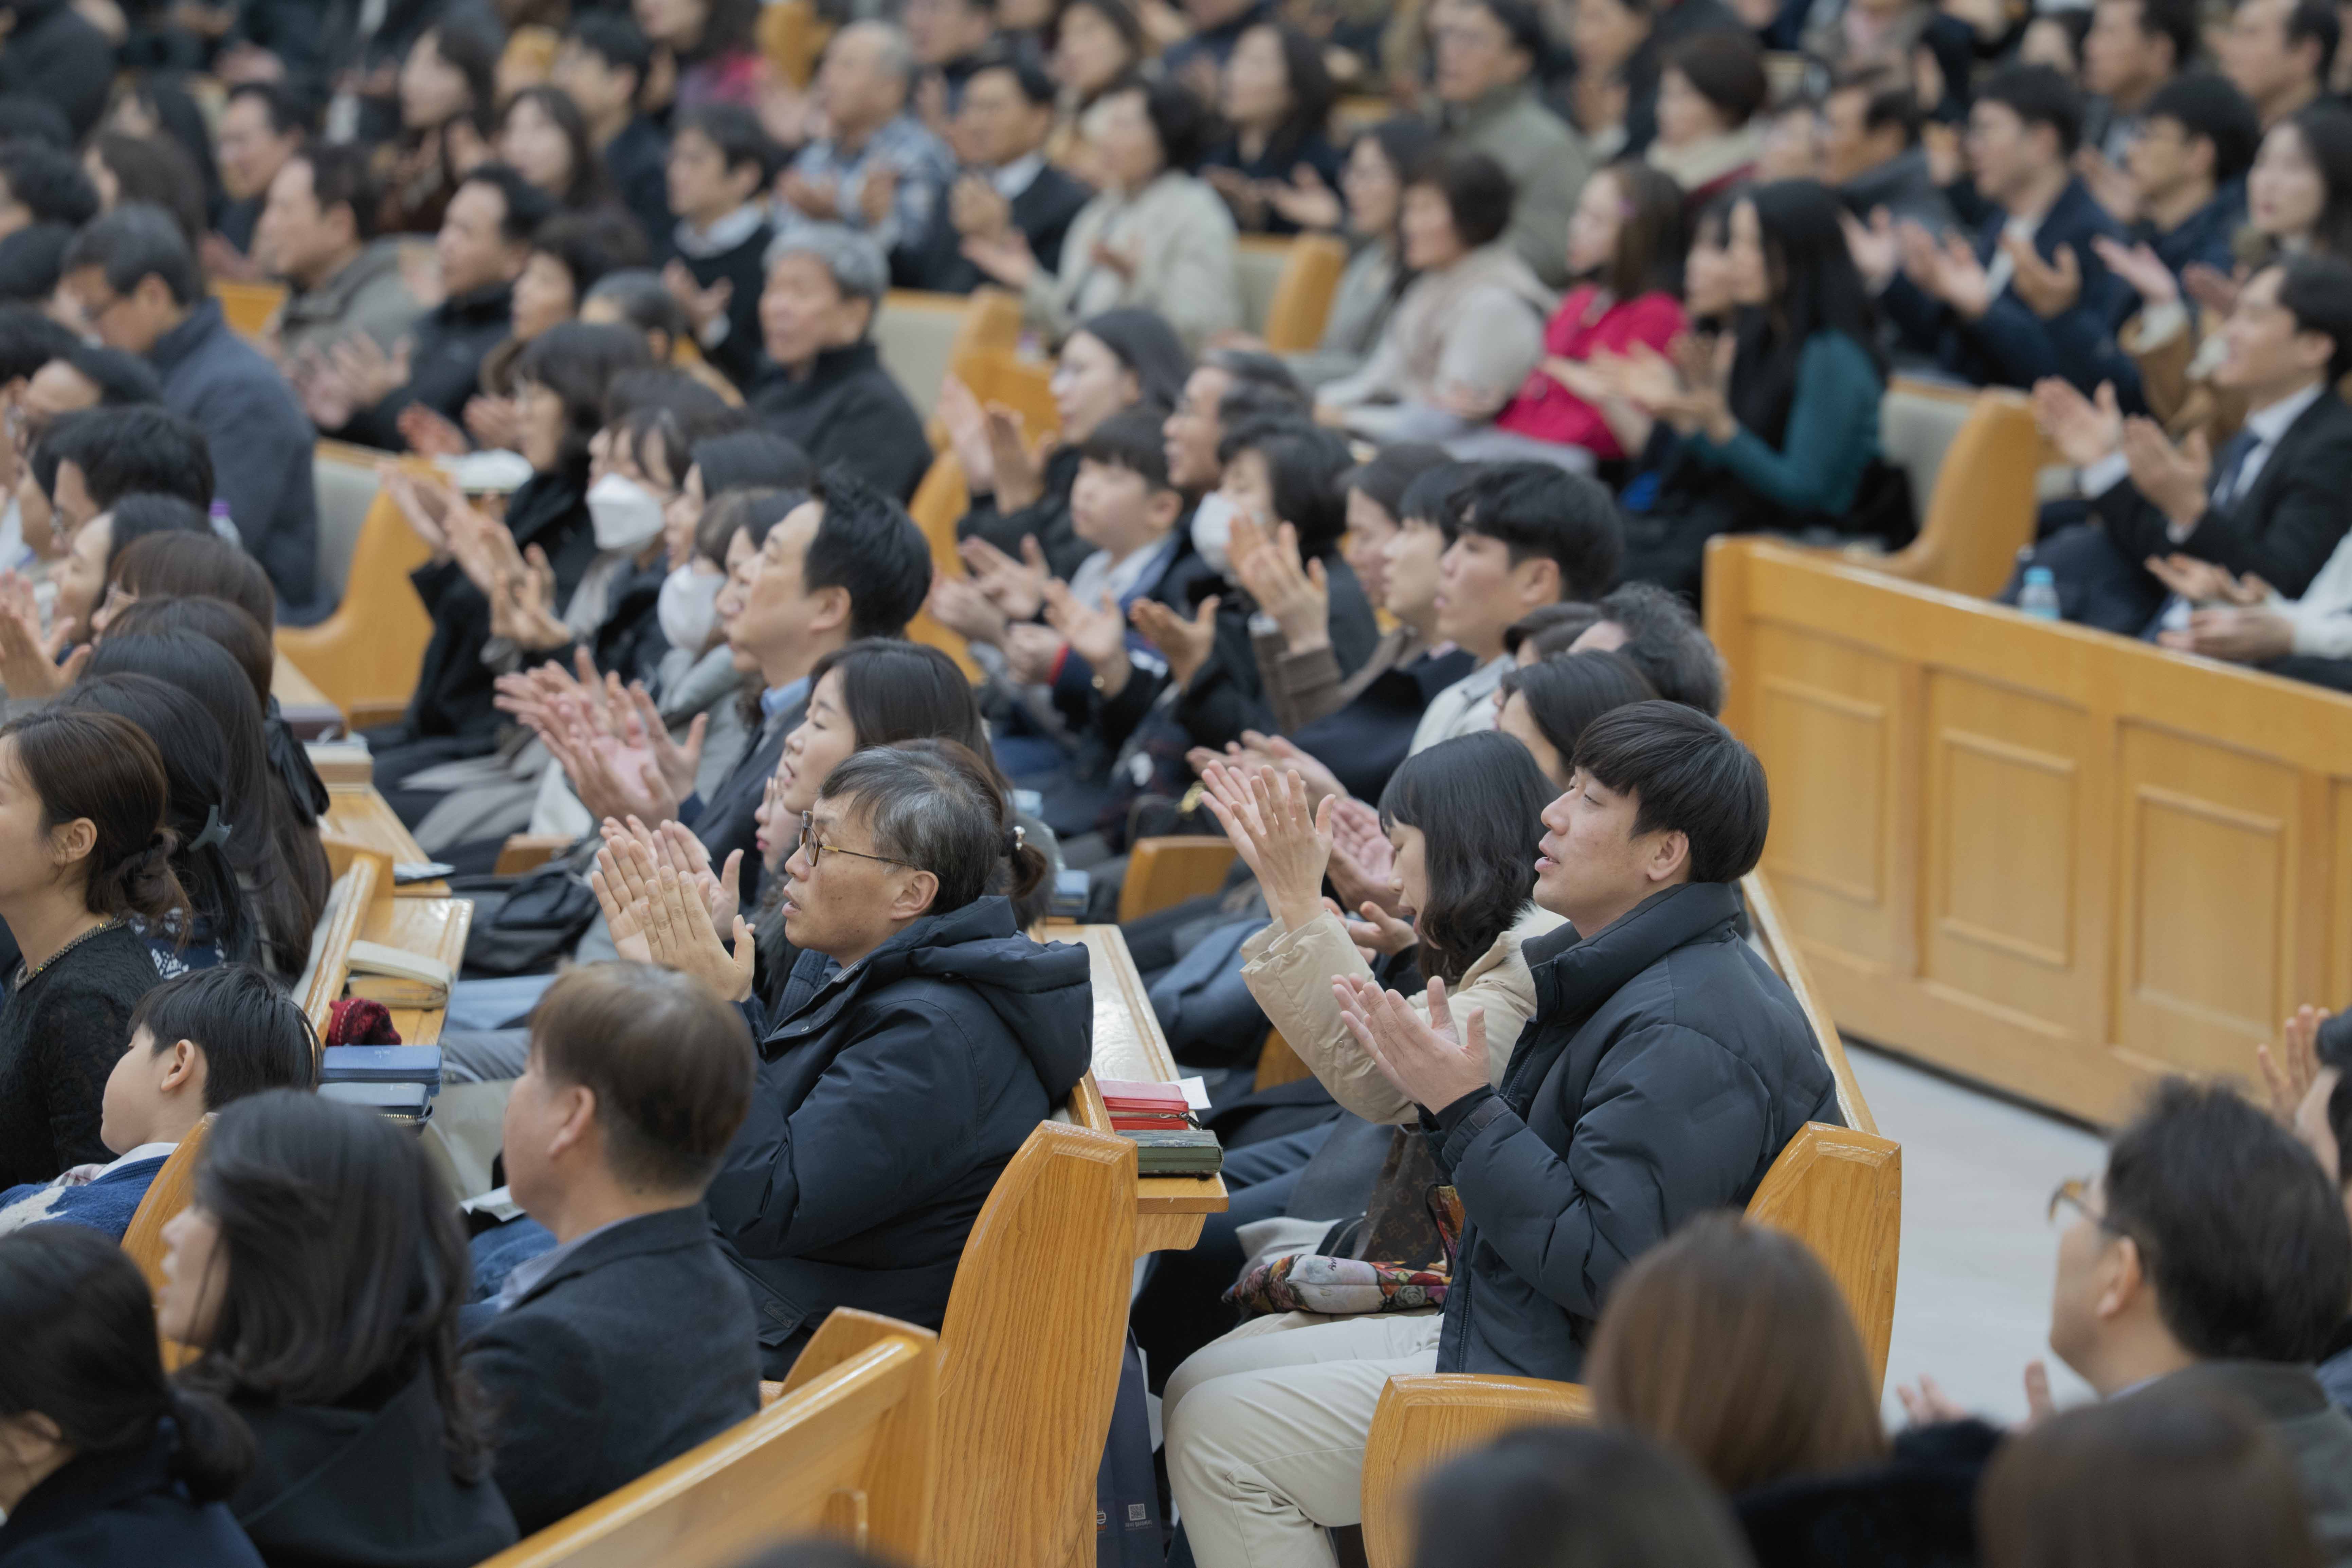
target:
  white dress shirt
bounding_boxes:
[1406,654,1510,756]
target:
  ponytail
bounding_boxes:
[162,1382,256,1503]
[1,708,190,926]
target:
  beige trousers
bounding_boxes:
[1163,1311,1445,1568]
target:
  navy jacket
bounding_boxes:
[1426,881,1839,1379]
[750,341,932,502]
[147,299,321,613]
[461,1205,761,1535]
[689,685,807,915]
[707,896,1092,1375]
[897,162,1094,294]
[339,281,513,453]
[606,118,674,262]
[2046,180,2246,408]
[1881,175,2129,393]
[0,1426,261,1568]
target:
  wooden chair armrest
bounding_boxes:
[1361,1374,1593,1568]
[493,834,572,877]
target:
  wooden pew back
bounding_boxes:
[1707,536,2352,1124]
[212,279,286,340]
[1243,234,1349,353]
[298,853,385,1045]
[1360,1376,1594,1568]
[1744,1122,1903,1391]
[121,1115,211,1295]
[1115,837,1237,924]
[274,484,437,718]
[479,1318,938,1568]
[1860,381,2045,598]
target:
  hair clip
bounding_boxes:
[189,805,232,853]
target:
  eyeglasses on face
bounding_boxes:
[798,810,916,871]
[2048,1175,2116,1231]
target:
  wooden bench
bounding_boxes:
[1237,234,1350,354]
[482,1312,937,1568]
[1707,534,2352,1124]
[1849,380,2046,598]
[299,851,384,1042]
[212,279,286,340]
[1360,1376,1596,1567]
[121,1115,212,1369]
[1054,924,1229,1255]
[321,783,448,896]
[1116,836,1238,924]
[778,1123,1136,1568]
[315,827,470,1046]
[275,482,436,724]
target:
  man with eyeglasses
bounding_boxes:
[1903,1078,2352,1565]
[1430,0,1593,289]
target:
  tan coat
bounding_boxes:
[1239,904,1566,1125]
[1023,169,1240,352]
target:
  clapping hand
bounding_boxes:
[2003,237,2081,320]
[596,831,754,1000]
[936,377,998,492]
[1042,578,1131,695]
[1332,973,1490,1113]
[958,534,1051,619]
[1326,792,1405,917]
[2074,146,2137,223]
[379,463,454,557]
[2119,417,2211,530]
[927,572,1010,649]
[2091,236,2178,308]
[984,407,1054,511]
[1921,230,1995,320]
[398,403,471,458]
[1238,730,1346,810]
[1896,1365,2055,1430]
[1230,515,1330,653]
[2030,377,2123,469]
[960,225,1038,290]
[948,174,1013,240]
[857,166,898,230]
[1001,621,1065,685]
[662,260,734,334]
[0,571,83,698]
[2156,604,2295,662]
[2261,1004,2340,1174]
[463,394,519,451]
[1263,163,1343,232]
[2183,262,2241,318]
[1329,895,1417,961]
[2144,553,2267,606]
[1130,594,1220,688]
[327,331,411,410]
[1841,206,1899,293]
[1197,761,1334,930]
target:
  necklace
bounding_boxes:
[14,916,124,989]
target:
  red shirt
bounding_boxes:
[1492,288,1688,459]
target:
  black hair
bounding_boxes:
[500,85,618,212]
[0,706,187,925]
[85,133,207,248]
[55,342,163,406]
[1499,651,1658,777]
[45,406,214,514]
[1215,379,1314,438]
[2145,73,2262,186]
[1244,23,1338,173]
[0,95,72,149]
[699,486,803,565]
[226,80,314,140]
[0,1227,255,1505]
[1075,305,1192,410]
[59,199,200,307]
[1457,462,1623,599]
[819,737,1050,913]
[1406,147,1516,250]
[693,429,813,497]
[129,963,316,1107]
[670,0,760,57]
[1663,30,1769,128]
[968,43,1058,105]
[2289,0,2344,87]
[678,102,782,186]
[179,1090,492,1481]
[296,142,382,244]
[103,492,210,578]
[617,383,747,491]
[567,8,655,85]
[1397,461,1477,540]
[1410,1423,1753,1568]
[1357,115,1442,199]
[1379,731,1558,986]
[1830,65,1923,145]
[1202,344,1308,407]
[86,632,328,978]
[457,160,559,246]
[1503,601,1605,659]
[2101,1077,2352,1362]
[0,139,95,225]
[2278,102,2352,258]
[108,542,277,639]
[1569,699,1768,883]
[583,267,691,344]
[56,675,254,961]
[1122,74,1215,174]
[2278,251,2352,379]
[120,75,226,221]
[1223,421,1354,556]
[1078,405,1175,490]
[512,320,657,475]
[1593,580,1725,714]
[2127,0,2204,72]
[1461,0,1547,62]
[0,300,77,382]
[1732,180,1887,446]
[417,7,505,135]
[530,207,648,300]
[1342,442,1449,522]
[1976,62,2085,156]
[806,468,933,640]
[0,221,68,302]
[1052,0,1147,79]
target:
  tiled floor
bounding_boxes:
[1849,1042,2108,1426]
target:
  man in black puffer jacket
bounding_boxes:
[1164,700,1839,1568]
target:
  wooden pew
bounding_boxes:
[1360,1377,1595,1568]
[321,783,448,896]
[274,485,436,724]
[1054,923,1229,1255]
[212,279,286,340]
[357,892,472,1048]
[1852,381,2046,598]
[299,851,383,1042]
[481,1313,937,1568]
[1115,837,1238,924]
[1241,234,1350,354]
[1707,535,2352,1124]
[778,1124,1136,1568]
[756,0,833,90]
[120,1115,211,1295]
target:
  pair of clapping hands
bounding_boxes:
[2031,377,2228,533]
[381,464,570,650]
[496,649,711,827]
[588,815,754,1002]
[925,534,1136,693]
[1199,760,1488,1111]
[0,569,85,699]
[1546,334,1738,443]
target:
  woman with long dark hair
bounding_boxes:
[1494,650,1658,786]
[375,10,504,236]
[0,1226,261,1566]
[0,709,182,1187]
[84,632,328,985]
[1202,24,1341,234]
[1286,117,1441,388]
[495,86,618,215]
[1612,178,1898,598]
[159,1091,517,1566]
[54,675,257,978]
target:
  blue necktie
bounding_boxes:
[2208,427,2262,510]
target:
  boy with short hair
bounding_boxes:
[554,11,673,257]
[0,964,316,1240]
[660,104,780,389]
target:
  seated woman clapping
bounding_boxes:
[596,740,1091,1375]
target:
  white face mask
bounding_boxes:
[1190,490,1237,577]
[658,564,723,653]
[587,472,667,552]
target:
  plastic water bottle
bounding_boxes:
[2018,565,2061,621]
[207,498,237,544]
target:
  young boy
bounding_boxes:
[660,103,779,390]
[0,965,316,1239]
[553,11,673,257]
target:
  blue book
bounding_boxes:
[319,1080,434,1120]
[320,1045,443,1087]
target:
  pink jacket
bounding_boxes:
[1492,287,1686,458]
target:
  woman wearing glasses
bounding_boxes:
[595,736,1089,1377]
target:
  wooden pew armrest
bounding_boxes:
[1360,1374,1593,1568]
[493,834,572,877]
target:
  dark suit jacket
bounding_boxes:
[896,162,1093,294]
[2089,385,2352,599]
[1881,175,2128,392]
[690,685,808,913]
[750,342,931,502]
[460,1206,762,1536]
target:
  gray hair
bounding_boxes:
[582,268,689,341]
[765,223,890,333]
[819,740,1010,915]
[839,20,917,92]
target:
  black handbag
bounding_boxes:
[454,856,599,977]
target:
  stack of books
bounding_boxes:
[1097,1079,1221,1177]
[318,1044,444,1127]
[343,941,453,1007]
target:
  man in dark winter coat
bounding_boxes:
[697,743,1092,1376]
[749,225,932,502]
[1163,699,1838,1568]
